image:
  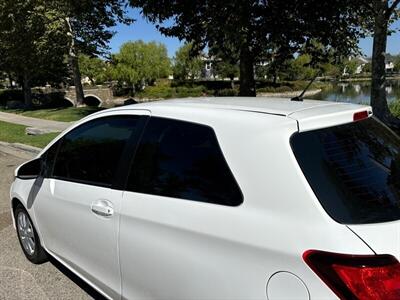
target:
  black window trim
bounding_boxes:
[124,115,244,206]
[44,114,149,190]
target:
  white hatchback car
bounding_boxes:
[10,98,400,300]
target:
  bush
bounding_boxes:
[389,101,400,118]
[0,89,24,106]
[256,80,329,94]
[0,89,71,109]
[214,88,238,96]
[33,91,71,108]
[138,85,206,99]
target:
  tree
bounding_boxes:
[283,55,318,81]
[79,55,108,85]
[172,43,203,81]
[210,46,239,89]
[112,40,171,92]
[130,0,367,96]
[394,55,400,72]
[213,60,239,88]
[342,58,360,77]
[49,0,132,106]
[368,0,400,124]
[363,62,373,73]
[0,0,69,107]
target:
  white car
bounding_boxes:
[10,98,400,300]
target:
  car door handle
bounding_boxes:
[91,199,114,217]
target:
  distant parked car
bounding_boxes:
[10,98,400,299]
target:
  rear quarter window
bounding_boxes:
[127,117,243,206]
[291,117,400,224]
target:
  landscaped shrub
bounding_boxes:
[389,100,400,118]
[0,89,71,109]
[138,85,206,99]
[0,89,24,106]
[34,92,71,108]
[215,88,238,96]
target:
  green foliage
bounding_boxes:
[79,55,108,85]
[173,43,203,81]
[389,101,400,118]
[0,120,59,148]
[0,0,69,88]
[112,40,171,89]
[363,62,372,73]
[320,62,342,78]
[342,59,360,76]
[282,55,318,81]
[137,83,205,99]
[394,57,400,73]
[50,0,133,57]
[0,89,24,106]
[131,0,368,95]
[257,81,329,93]
[213,61,239,81]
[214,88,239,97]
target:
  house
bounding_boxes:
[385,61,395,73]
[342,56,369,76]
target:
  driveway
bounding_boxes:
[0,145,102,300]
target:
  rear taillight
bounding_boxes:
[353,110,369,121]
[303,250,400,300]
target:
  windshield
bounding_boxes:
[291,117,400,224]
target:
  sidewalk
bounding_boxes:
[0,111,71,132]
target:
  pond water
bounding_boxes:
[310,80,400,104]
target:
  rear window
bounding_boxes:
[291,117,400,224]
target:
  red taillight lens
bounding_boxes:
[353,110,369,121]
[303,250,400,300]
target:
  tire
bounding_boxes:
[14,204,48,264]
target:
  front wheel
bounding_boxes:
[15,205,48,264]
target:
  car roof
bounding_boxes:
[114,97,364,116]
[101,97,373,132]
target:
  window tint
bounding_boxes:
[291,117,400,224]
[53,116,141,186]
[127,117,243,206]
[41,141,60,177]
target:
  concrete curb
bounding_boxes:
[0,141,41,160]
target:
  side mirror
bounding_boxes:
[16,158,43,180]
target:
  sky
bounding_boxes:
[109,8,400,58]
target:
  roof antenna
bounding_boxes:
[291,70,320,102]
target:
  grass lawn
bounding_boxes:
[0,107,103,122]
[0,121,59,148]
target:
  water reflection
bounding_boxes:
[310,80,400,104]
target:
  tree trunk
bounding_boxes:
[370,0,391,122]
[230,76,235,89]
[22,71,32,108]
[239,45,256,96]
[65,17,84,106]
[7,73,13,89]
[69,54,85,106]
[273,71,277,85]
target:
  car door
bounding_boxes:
[33,111,149,299]
[119,117,243,299]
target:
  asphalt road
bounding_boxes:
[0,146,103,300]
